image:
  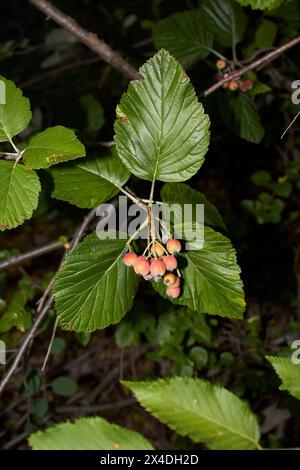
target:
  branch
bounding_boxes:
[203,34,300,97]
[19,56,100,88]
[0,208,97,395]
[0,241,64,270]
[28,0,141,81]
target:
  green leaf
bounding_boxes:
[153,11,213,65]
[161,182,226,231]
[234,0,287,10]
[189,346,208,369]
[79,94,105,134]
[153,225,245,318]
[0,76,31,142]
[32,398,49,418]
[0,161,41,231]
[50,337,66,355]
[29,417,154,450]
[230,93,265,143]
[123,377,260,450]
[23,126,86,169]
[114,50,210,182]
[51,376,77,397]
[53,234,139,332]
[51,152,130,209]
[266,355,300,400]
[254,19,277,48]
[251,170,272,186]
[201,0,247,47]
[268,1,300,23]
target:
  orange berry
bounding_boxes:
[239,79,253,92]
[153,243,164,257]
[134,256,150,276]
[123,252,138,267]
[166,239,181,254]
[150,259,166,277]
[228,80,238,91]
[166,286,181,298]
[163,273,177,286]
[163,255,177,271]
[222,81,229,89]
[216,59,227,70]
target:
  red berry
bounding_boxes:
[163,273,177,286]
[228,80,238,91]
[166,286,181,298]
[153,243,164,257]
[239,79,253,92]
[173,277,180,288]
[150,259,166,277]
[123,252,138,267]
[134,256,150,276]
[163,255,177,271]
[166,239,181,254]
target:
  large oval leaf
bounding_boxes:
[123,377,261,450]
[53,234,139,332]
[234,0,286,10]
[0,161,40,231]
[266,355,300,400]
[161,182,226,231]
[0,76,31,142]
[201,0,247,47]
[29,417,153,450]
[23,126,86,169]
[114,49,210,182]
[153,11,213,65]
[153,225,245,318]
[51,152,130,208]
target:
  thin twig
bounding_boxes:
[41,317,59,371]
[202,34,300,97]
[281,111,300,139]
[28,0,141,80]
[56,398,136,415]
[0,241,64,270]
[19,56,100,88]
[0,208,97,395]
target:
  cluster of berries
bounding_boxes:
[215,59,253,92]
[123,239,182,299]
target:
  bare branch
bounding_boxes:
[203,34,300,97]
[0,241,64,271]
[28,0,141,81]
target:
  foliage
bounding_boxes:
[1,0,300,452]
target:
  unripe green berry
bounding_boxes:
[216,59,227,70]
